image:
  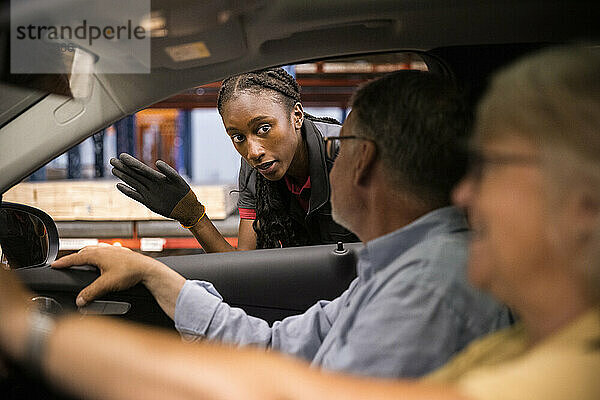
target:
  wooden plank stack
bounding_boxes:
[3,181,238,221]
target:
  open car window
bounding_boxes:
[2,52,428,257]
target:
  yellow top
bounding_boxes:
[425,309,600,400]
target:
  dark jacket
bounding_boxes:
[237,119,359,246]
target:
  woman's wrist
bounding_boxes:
[24,307,57,376]
[180,203,206,229]
[170,190,206,227]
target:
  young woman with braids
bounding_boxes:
[110,68,358,252]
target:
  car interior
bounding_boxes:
[0,0,598,398]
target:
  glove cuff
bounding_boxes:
[170,190,205,227]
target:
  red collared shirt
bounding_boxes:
[239,176,311,219]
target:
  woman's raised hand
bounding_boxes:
[110,153,204,227]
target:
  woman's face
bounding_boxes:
[452,135,555,306]
[220,91,303,181]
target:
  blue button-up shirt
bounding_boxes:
[174,206,510,378]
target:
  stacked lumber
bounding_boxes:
[3,181,238,221]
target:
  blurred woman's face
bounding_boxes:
[452,135,554,306]
[220,91,303,181]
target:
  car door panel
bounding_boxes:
[16,243,360,328]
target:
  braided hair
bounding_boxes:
[217,68,339,249]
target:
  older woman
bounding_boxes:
[0,45,598,399]
[419,44,600,398]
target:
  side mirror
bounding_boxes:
[0,202,59,270]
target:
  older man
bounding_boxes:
[37,71,509,380]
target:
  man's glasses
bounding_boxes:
[323,136,373,159]
[467,150,540,181]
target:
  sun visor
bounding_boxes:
[0,29,74,97]
[0,28,97,99]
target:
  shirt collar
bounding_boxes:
[357,206,469,278]
[284,175,311,195]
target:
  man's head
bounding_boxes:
[330,70,470,235]
[351,70,471,206]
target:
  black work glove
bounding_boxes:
[110,153,205,227]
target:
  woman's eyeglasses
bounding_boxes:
[467,150,540,181]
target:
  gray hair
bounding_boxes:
[350,70,471,208]
[475,45,600,304]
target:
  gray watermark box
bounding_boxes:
[11,0,151,74]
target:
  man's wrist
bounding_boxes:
[140,259,163,288]
[139,259,186,319]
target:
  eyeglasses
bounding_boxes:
[323,136,373,159]
[467,150,540,181]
